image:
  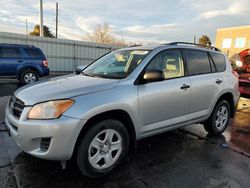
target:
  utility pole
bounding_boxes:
[193,35,196,44]
[40,0,44,37]
[56,2,58,38]
[26,19,29,44]
[25,19,28,36]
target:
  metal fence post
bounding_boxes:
[73,43,77,72]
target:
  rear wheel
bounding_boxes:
[204,100,231,135]
[20,69,39,84]
[77,119,129,178]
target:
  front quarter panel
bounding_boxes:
[64,80,140,138]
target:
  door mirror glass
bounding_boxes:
[143,70,164,83]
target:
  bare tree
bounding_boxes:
[88,23,126,46]
[88,23,113,44]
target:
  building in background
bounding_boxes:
[215,25,250,66]
[216,26,250,96]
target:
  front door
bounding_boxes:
[138,49,190,135]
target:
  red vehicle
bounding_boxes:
[238,49,250,96]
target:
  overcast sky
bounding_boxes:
[0,0,250,44]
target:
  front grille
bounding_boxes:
[40,138,51,152]
[239,81,250,88]
[9,96,25,118]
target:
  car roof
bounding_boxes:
[120,44,160,51]
[120,42,222,54]
[0,43,37,48]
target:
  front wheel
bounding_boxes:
[77,119,129,178]
[203,100,231,135]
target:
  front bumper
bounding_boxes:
[5,105,85,161]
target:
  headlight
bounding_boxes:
[28,99,74,119]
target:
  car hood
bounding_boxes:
[14,74,119,105]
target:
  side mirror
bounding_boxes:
[143,70,164,83]
[75,65,87,74]
[75,69,82,75]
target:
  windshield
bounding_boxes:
[82,49,151,79]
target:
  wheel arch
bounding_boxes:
[215,92,235,118]
[17,66,41,77]
[72,109,137,159]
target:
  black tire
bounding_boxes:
[20,69,39,84]
[203,100,231,135]
[77,119,129,178]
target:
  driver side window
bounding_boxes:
[146,49,185,79]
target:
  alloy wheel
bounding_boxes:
[88,129,123,170]
[24,72,36,83]
[215,105,228,131]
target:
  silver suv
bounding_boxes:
[5,42,240,177]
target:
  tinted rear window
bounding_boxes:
[210,52,226,72]
[24,48,43,58]
[0,47,22,58]
[185,50,211,76]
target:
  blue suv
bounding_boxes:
[0,44,49,84]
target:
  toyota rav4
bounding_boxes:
[5,42,240,178]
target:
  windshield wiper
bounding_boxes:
[82,72,95,77]
[95,73,125,79]
[82,72,123,79]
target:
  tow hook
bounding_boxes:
[61,160,67,170]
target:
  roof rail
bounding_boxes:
[165,42,221,52]
[0,43,35,48]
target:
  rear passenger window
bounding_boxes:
[185,50,211,76]
[25,48,42,58]
[210,52,226,72]
[0,47,22,58]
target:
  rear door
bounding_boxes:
[0,47,23,75]
[184,49,224,118]
[138,49,191,135]
[23,48,46,69]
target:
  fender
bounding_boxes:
[16,63,43,77]
[208,90,236,118]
